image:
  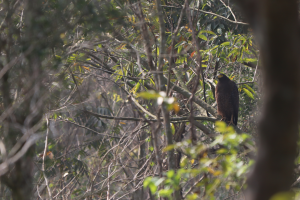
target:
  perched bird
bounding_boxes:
[215,74,239,125]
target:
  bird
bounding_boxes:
[215,74,239,126]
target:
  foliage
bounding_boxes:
[144,122,253,199]
[0,0,266,199]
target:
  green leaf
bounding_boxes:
[166,170,175,178]
[170,123,175,135]
[210,45,219,51]
[143,177,157,194]
[177,45,183,54]
[238,46,245,61]
[48,144,55,150]
[227,49,238,58]
[68,118,75,122]
[270,192,294,200]
[186,193,198,200]
[220,42,230,46]
[242,88,254,99]
[158,189,173,197]
[137,91,160,99]
[163,144,175,152]
[199,30,216,35]
[215,121,227,133]
[242,58,257,63]
[244,84,256,95]
[131,81,141,95]
[248,38,253,46]
[217,148,227,154]
[143,177,152,187]
[198,34,208,41]
[175,41,186,48]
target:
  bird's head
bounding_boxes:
[216,73,230,81]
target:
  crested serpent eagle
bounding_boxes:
[215,74,239,125]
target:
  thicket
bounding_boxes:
[0,0,299,200]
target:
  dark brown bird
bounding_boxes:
[215,74,239,125]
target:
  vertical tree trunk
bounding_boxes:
[0,0,46,199]
[235,0,300,199]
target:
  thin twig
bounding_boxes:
[183,175,205,198]
[162,5,248,25]
[42,117,52,200]
[0,134,43,176]
[84,110,217,122]
[219,0,237,22]
[0,45,34,80]
[107,163,112,200]
[52,119,121,139]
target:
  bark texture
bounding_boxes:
[235,0,300,199]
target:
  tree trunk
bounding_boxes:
[0,0,46,199]
[235,0,300,199]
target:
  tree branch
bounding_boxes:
[162,5,248,25]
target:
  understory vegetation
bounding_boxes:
[0,0,299,199]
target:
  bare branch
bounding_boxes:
[162,5,248,25]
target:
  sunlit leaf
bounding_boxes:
[137,91,160,99]
[220,42,230,46]
[170,123,175,135]
[199,30,216,35]
[163,144,175,152]
[270,192,294,200]
[198,34,208,41]
[242,88,254,99]
[244,84,256,95]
